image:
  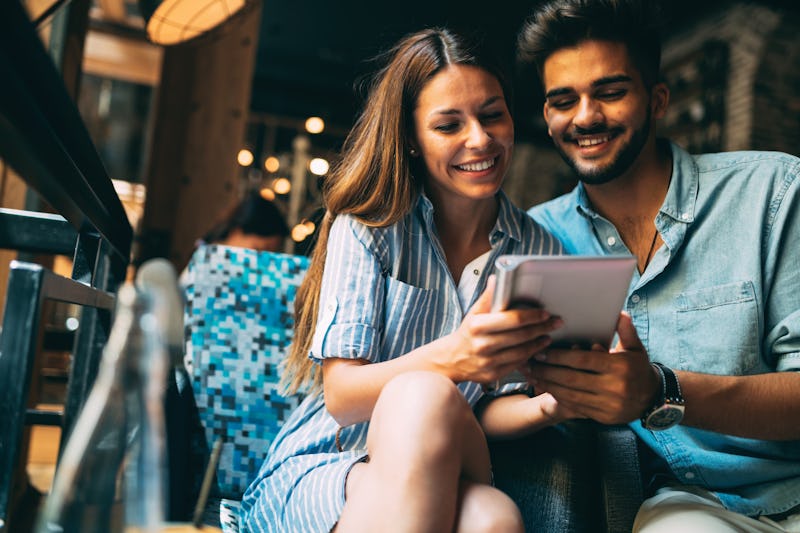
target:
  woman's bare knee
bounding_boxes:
[368,371,471,455]
[456,481,524,533]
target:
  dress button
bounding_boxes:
[630,294,641,303]
[607,236,617,246]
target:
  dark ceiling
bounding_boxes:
[250,1,536,131]
[247,0,797,143]
[250,0,705,136]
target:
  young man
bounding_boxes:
[520,0,800,530]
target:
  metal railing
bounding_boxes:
[0,1,134,528]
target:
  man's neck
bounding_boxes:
[583,139,672,229]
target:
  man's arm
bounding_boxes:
[529,314,800,440]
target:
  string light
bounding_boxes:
[264,156,280,173]
[304,117,325,134]
[291,223,309,242]
[309,158,329,176]
[273,177,291,195]
[237,149,254,166]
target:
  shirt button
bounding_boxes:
[607,236,617,246]
[681,213,690,220]
[684,472,696,480]
[630,294,641,303]
[473,269,480,276]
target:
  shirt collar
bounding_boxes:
[572,140,698,225]
[661,141,698,224]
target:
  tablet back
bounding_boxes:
[493,255,636,348]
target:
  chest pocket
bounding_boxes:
[383,276,437,358]
[676,281,761,374]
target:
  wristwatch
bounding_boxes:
[641,362,685,431]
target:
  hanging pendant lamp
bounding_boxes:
[138,0,249,45]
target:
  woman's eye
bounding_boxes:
[434,123,459,133]
[481,111,505,122]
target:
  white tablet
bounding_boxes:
[490,254,636,387]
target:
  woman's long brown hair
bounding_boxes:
[281,28,512,394]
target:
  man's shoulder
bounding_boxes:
[691,149,800,176]
[527,188,581,224]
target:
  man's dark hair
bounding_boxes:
[518,0,664,88]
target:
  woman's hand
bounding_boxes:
[479,391,585,438]
[436,276,563,384]
[322,277,562,427]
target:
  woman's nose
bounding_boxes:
[465,120,491,149]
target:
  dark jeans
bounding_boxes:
[489,420,603,533]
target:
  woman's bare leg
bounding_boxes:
[337,371,512,532]
[454,480,524,533]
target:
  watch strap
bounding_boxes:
[653,362,684,406]
[641,362,685,429]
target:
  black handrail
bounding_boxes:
[0,3,136,527]
[0,0,132,266]
[0,208,77,256]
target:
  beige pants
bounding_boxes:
[634,485,800,533]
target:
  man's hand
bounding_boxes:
[527,313,661,425]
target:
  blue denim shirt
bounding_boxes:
[529,142,800,516]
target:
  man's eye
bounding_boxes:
[598,89,626,100]
[548,98,576,110]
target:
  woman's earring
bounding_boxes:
[409,148,418,156]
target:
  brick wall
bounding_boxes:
[662,3,799,155]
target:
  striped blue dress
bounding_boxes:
[238,191,563,532]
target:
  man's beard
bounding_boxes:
[555,110,652,186]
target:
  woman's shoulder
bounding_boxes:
[330,213,404,243]
[506,202,564,256]
[328,213,412,269]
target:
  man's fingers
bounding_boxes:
[614,312,645,353]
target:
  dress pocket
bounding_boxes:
[676,281,760,374]
[383,276,437,357]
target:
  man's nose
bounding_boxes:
[573,97,603,129]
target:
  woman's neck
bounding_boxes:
[430,194,498,284]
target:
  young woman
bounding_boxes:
[239,28,571,533]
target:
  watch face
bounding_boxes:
[646,405,685,430]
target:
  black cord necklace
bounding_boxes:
[641,227,660,272]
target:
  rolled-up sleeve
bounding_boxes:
[310,215,384,363]
[766,168,800,372]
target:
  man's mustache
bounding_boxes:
[563,125,624,141]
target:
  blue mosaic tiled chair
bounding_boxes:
[182,244,309,532]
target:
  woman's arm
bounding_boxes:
[323,281,561,427]
[477,392,580,439]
